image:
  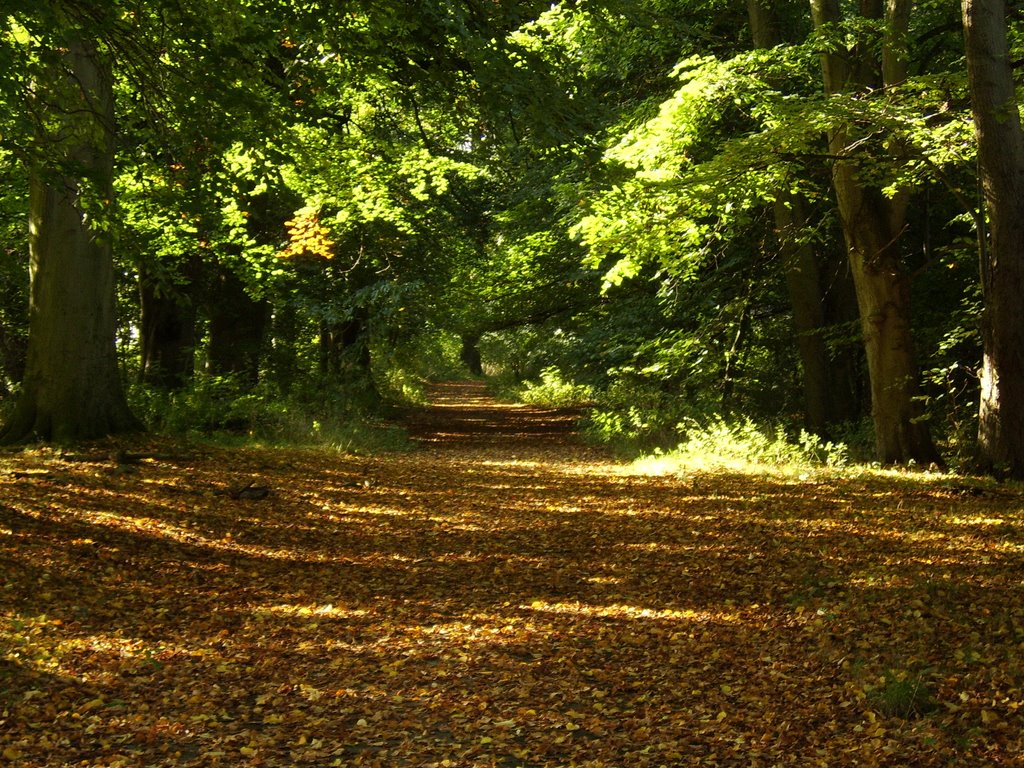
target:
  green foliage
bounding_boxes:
[0,0,994,466]
[583,373,692,452]
[373,327,467,405]
[0,163,27,393]
[632,416,850,476]
[129,374,408,453]
[516,366,595,408]
[866,670,939,720]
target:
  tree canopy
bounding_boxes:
[0,0,1017,474]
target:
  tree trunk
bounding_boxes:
[749,0,836,436]
[821,251,866,424]
[139,264,196,389]
[460,333,483,376]
[776,199,831,434]
[206,267,268,385]
[1,35,141,444]
[810,0,941,464]
[962,0,1024,476]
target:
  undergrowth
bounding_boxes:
[516,366,595,408]
[129,374,410,453]
[630,416,851,476]
[489,366,595,409]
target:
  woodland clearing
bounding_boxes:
[1,381,1023,767]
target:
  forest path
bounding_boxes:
[403,378,600,455]
[1,384,1022,765]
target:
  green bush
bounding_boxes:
[582,375,698,454]
[866,671,938,720]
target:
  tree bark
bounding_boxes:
[139,264,196,390]
[962,0,1024,476]
[810,0,941,464]
[750,0,835,435]
[206,267,268,385]
[460,333,483,376]
[1,34,141,443]
[776,199,831,434]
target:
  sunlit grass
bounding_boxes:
[630,417,853,477]
[515,367,596,408]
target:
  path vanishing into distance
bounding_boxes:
[1,381,1023,766]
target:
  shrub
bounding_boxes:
[866,671,939,720]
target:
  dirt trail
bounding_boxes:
[404,379,598,454]
[1,383,1022,765]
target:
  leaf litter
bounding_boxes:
[1,381,1023,766]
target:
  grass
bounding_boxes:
[867,671,940,720]
[630,416,852,477]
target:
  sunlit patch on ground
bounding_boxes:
[2,381,1024,765]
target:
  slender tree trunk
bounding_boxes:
[821,251,866,424]
[962,0,1024,476]
[810,0,940,464]
[776,200,831,434]
[749,0,832,435]
[319,309,371,377]
[1,34,141,443]
[750,0,863,436]
[0,324,27,390]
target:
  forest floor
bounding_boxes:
[1,380,1024,767]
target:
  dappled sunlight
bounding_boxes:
[521,598,741,624]
[3,382,1024,765]
[251,602,370,620]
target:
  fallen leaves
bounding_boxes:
[2,383,1024,765]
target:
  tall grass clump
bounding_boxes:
[633,416,850,475]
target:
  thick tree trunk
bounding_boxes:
[810,0,940,464]
[962,0,1024,476]
[460,334,483,376]
[139,265,196,390]
[1,35,140,443]
[206,268,268,385]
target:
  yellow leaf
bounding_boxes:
[716,711,727,721]
[80,698,105,713]
[3,748,22,760]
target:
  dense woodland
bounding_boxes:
[1,1,1023,475]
